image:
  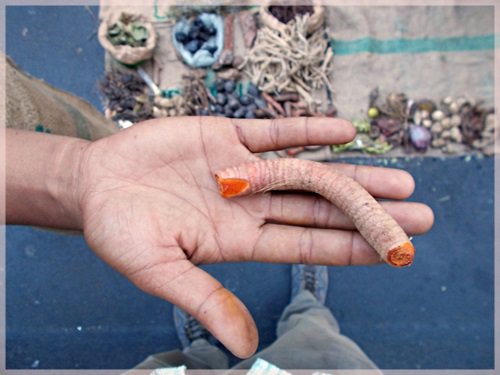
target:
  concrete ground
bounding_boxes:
[5,6,494,370]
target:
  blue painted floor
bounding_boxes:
[5,6,494,370]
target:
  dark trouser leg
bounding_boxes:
[126,338,229,372]
[232,291,380,370]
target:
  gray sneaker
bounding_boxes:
[173,306,214,349]
[291,264,328,304]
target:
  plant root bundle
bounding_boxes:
[182,71,212,115]
[215,159,414,267]
[241,14,333,112]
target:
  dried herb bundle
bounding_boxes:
[107,14,149,47]
[100,72,152,122]
[268,5,314,24]
[243,14,333,112]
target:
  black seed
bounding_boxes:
[216,93,227,105]
[240,95,252,106]
[204,45,217,54]
[228,98,240,111]
[224,80,236,93]
[199,32,213,42]
[244,109,256,119]
[206,26,216,36]
[185,39,201,54]
[224,108,234,117]
[175,31,188,44]
[255,98,267,109]
[215,79,225,92]
[233,107,246,118]
[193,17,204,29]
[247,83,260,97]
[123,97,136,109]
[247,103,257,112]
[188,28,200,41]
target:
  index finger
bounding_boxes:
[231,117,356,153]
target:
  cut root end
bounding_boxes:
[387,241,415,267]
[215,176,250,198]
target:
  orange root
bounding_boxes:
[387,241,415,267]
[216,176,250,198]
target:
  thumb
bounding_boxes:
[131,257,258,358]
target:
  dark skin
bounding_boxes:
[7,117,434,358]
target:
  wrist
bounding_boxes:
[6,129,91,230]
[48,137,90,230]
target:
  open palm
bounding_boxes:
[77,116,433,358]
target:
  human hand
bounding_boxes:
[7,117,433,358]
[75,117,433,357]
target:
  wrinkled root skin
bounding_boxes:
[215,159,415,268]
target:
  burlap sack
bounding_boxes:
[5,56,118,140]
[259,5,325,34]
[98,12,157,66]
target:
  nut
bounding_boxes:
[153,106,163,118]
[431,138,446,148]
[432,110,445,121]
[450,114,461,127]
[483,145,495,156]
[431,123,443,134]
[442,143,462,154]
[443,96,453,106]
[441,117,452,129]
[423,119,432,128]
[485,113,495,131]
[450,127,462,143]
[449,102,459,114]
